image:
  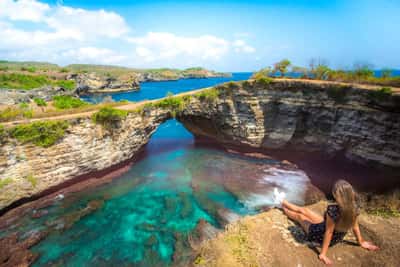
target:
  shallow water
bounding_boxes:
[1,119,318,266]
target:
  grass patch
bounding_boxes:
[367,87,393,102]
[52,95,88,109]
[34,97,47,107]
[0,178,13,190]
[326,85,351,104]
[55,79,76,90]
[195,88,220,102]
[367,208,400,218]
[0,73,76,90]
[255,76,273,87]
[25,174,37,188]
[10,120,69,147]
[0,103,36,122]
[92,107,128,129]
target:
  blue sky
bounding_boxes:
[0,0,399,71]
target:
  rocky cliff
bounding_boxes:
[179,79,400,169]
[0,108,170,210]
[0,78,399,211]
[69,73,140,94]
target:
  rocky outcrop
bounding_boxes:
[0,108,170,210]
[194,201,400,267]
[179,79,400,169]
[136,69,231,82]
[0,86,76,105]
[69,73,140,94]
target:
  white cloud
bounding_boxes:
[46,6,130,40]
[61,47,126,64]
[233,39,256,53]
[0,0,256,69]
[0,0,50,22]
[128,32,231,62]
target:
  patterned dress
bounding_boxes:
[307,204,347,246]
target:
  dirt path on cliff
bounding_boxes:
[1,87,208,128]
[195,202,400,267]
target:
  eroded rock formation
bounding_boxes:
[179,79,400,169]
[0,79,399,212]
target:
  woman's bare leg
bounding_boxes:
[282,200,323,224]
[283,207,311,233]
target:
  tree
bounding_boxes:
[273,59,291,77]
[312,64,331,80]
[353,62,374,81]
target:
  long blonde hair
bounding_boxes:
[332,180,359,232]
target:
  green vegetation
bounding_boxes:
[367,87,393,102]
[25,174,37,188]
[34,97,47,107]
[0,73,76,90]
[0,105,35,122]
[21,66,37,73]
[273,59,291,77]
[195,88,220,102]
[92,107,128,129]
[52,95,88,109]
[253,59,400,88]
[54,79,76,90]
[0,177,13,190]
[10,120,69,147]
[255,76,273,87]
[0,73,51,90]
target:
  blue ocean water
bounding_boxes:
[81,72,252,103]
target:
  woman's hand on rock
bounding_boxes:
[361,241,379,251]
[318,254,333,265]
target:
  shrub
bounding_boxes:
[60,68,69,73]
[19,102,29,109]
[196,88,219,102]
[0,178,13,190]
[52,95,88,109]
[273,59,291,77]
[367,87,393,102]
[0,107,22,122]
[0,73,49,90]
[92,107,128,129]
[21,66,36,73]
[256,76,273,86]
[34,98,47,107]
[55,80,76,90]
[10,120,69,147]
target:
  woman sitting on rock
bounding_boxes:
[274,179,379,265]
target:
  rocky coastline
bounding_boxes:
[1,79,399,211]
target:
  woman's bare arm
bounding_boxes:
[352,219,379,250]
[319,215,335,265]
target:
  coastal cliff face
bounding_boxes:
[0,109,170,210]
[0,79,399,211]
[70,73,140,94]
[179,79,400,169]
